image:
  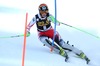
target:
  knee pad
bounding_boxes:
[40,36,48,44]
[59,39,65,46]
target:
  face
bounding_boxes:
[40,10,48,18]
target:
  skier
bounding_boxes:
[26,3,90,64]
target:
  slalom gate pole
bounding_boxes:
[22,12,28,66]
[51,0,57,52]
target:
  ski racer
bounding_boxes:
[26,3,90,64]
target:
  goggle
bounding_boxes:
[39,10,48,14]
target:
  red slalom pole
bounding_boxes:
[22,12,28,66]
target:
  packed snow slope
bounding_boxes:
[0,25,100,66]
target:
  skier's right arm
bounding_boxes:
[26,17,36,37]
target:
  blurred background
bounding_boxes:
[0,0,100,36]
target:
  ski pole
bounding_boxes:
[0,34,24,38]
[49,16,100,39]
[60,22,100,39]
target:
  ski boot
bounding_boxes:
[59,48,69,62]
[77,52,90,64]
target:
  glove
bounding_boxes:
[26,31,30,37]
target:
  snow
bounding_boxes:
[0,26,100,66]
[0,0,100,66]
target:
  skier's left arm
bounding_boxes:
[48,14,60,26]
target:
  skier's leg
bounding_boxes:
[59,39,82,54]
[59,39,90,64]
[40,36,59,53]
[53,31,84,57]
[39,36,68,59]
[53,32,78,53]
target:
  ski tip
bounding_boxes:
[50,47,54,52]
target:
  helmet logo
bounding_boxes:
[42,6,46,11]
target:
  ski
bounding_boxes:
[65,56,69,62]
[85,57,90,64]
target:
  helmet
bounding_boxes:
[38,3,48,11]
[38,3,49,18]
